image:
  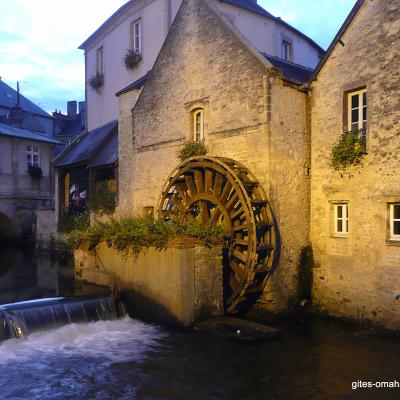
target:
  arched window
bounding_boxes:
[192,108,204,142]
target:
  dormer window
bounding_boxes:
[96,46,104,75]
[281,39,292,62]
[192,108,204,142]
[131,19,142,54]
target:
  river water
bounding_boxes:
[0,248,399,400]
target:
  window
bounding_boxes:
[348,88,367,133]
[192,108,204,142]
[281,39,292,62]
[334,203,348,236]
[389,204,400,240]
[27,145,40,168]
[131,19,142,54]
[96,46,104,75]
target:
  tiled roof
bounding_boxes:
[219,0,324,54]
[55,120,118,168]
[115,72,150,97]
[0,80,52,118]
[263,54,314,84]
[87,129,118,169]
[0,123,61,144]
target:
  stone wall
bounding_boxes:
[310,0,400,329]
[118,0,311,314]
[74,240,223,327]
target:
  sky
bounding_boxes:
[0,0,356,115]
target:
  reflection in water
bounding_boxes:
[0,247,107,305]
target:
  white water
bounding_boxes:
[0,316,167,366]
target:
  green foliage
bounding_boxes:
[330,130,367,176]
[58,211,90,233]
[89,73,104,91]
[68,216,231,258]
[28,165,42,179]
[88,190,116,215]
[177,139,208,162]
[124,50,142,70]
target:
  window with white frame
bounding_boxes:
[334,203,348,236]
[348,88,367,132]
[96,46,104,75]
[27,145,40,168]
[192,108,204,142]
[131,19,142,54]
[389,204,400,240]
[281,39,292,62]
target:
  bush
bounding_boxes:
[28,165,42,179]
[330,130,367,176]
[177,139,208,162]
[124,50,142,70]
[89,73,104,91]
[58,211,90,233]
[68,216,231,258]
[88,190,116,215]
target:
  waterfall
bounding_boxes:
[0,296,118,341]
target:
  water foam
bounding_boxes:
[0,316,167,366]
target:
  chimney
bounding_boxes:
[67,100,77,117]
[9,81,24,127]
[79,101,86,129]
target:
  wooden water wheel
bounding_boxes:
[158,156,279,314]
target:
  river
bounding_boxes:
[0,248,399,400]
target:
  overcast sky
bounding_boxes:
[0,0,356,114]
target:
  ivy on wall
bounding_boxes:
[330,131,367,177]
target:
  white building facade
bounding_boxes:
[79,0,324,132]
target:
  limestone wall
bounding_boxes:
[310,0,400,329]
[118,0,311,314]
[74,241,223,327]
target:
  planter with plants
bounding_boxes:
[330,130,367,177]
[124,50,142,70]
[28,165,43,180]
[89,73,104,92]
[177,139,208,162]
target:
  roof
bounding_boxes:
[55,120,118,168]
[219,0,324,54]
[87,129,118,168]
[0,80,52,118]
[79,0,324,55]
[263,54,314,84]
[115,72,150,97]
[0,123,61,144]
[310,0,365,82]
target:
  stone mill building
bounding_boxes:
[56,0,400,329]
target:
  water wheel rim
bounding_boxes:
[158,156,278,313]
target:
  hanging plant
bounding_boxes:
[124,50,142,70]
[89,73,104,91]
[329,130,367,176]
[177,139,208,162]
[28,165,43,180]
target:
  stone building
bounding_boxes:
[310,0,400,329]
[117,0,316,314]
[0,123,60,241]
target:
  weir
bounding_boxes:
[0,295,117,341]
